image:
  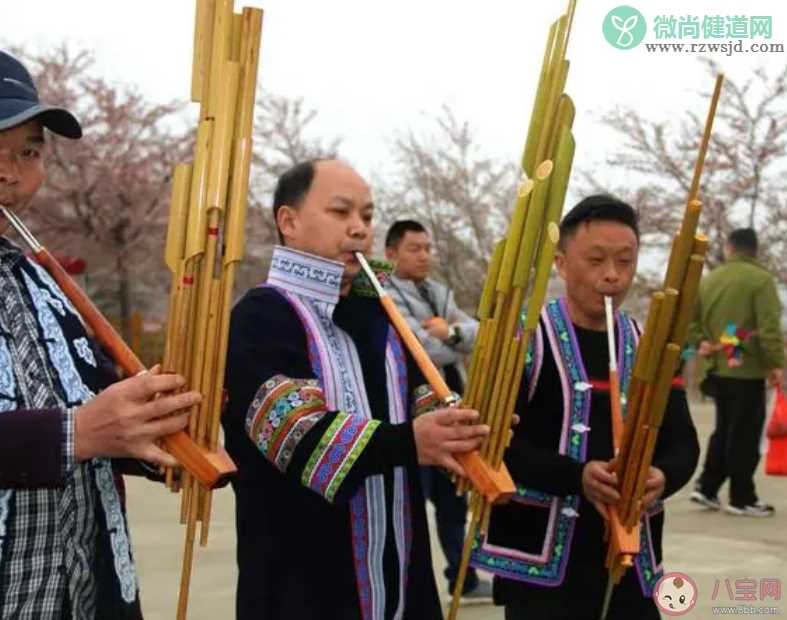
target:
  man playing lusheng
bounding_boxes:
[223,158,490,620]
[0,50,198,619]
[471,195,700,620]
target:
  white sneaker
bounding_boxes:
[724,502,775,517]
[690,490,721,511]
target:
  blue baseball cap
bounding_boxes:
[0,50,82,139]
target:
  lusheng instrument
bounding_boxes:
[0,206,234,488]
[354,253,516,502]
[599,74,724,620]
[160,1,263,618]
[445,1,578,617]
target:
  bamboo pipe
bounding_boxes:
[668,252,706,347]
[642,288,679,381]
[484,162,553,463]
[532,15,568,169]
[663,200,702,290]
[163,164,193,363]
[178,60,241,619]
[687,74,724,202]
[623,344,682,526]
[523,125,575,331]
[163,163,194,488]
[464,240,506,408]
[199,7,263,543]
[191,0,215,104]
[205,0,233,119]
[523,19,558,174]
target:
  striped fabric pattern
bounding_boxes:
[302,412,380,503]
[246,375,328,473]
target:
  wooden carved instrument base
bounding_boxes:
[605,504,641,582]
[456,450,515,504]
[163,431,237,489]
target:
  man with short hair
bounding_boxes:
[224,159,491,619]
[690,227,784,517]
[472,195,700,620]
[0,50,198,619]
[383,219,491,603]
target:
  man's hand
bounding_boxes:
[582,460,620,519]
[422,316,450,341]
[697,340,718,357]
[413,407,489,477]
[74,366,200,467]
[642,466,666,510]
[768,368,784,388]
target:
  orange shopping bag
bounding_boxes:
[765,386,787,476]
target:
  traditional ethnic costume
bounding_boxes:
[223,246,442,620]
[0,237,142,620]
[471,298,700,620]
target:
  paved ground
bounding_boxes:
[127,401,787,619]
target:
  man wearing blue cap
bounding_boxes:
[0,50,200,619]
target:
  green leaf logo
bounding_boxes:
[603,6,647,50]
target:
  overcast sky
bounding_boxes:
[4,0,786,193]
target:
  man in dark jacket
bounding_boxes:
[689,228,784,517]
[0,49,198,619]
[223,158,490,620]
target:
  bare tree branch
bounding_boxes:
[580,58,787,288]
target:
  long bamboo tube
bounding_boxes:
[449,2,578,617]
[482,162,553,462]
[199,6,263,545]
[464,240,505,408]
[168,3,264,617]
[602,78,724,620]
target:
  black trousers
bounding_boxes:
[503,593,661,620]
[698,375,766,506]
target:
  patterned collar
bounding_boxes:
[267,245,345,306]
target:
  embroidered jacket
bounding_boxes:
[470,298,699,610]
[223,246,442,620]
[0,237,141,620]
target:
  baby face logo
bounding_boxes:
[602,5,647,49]
[653,572,698,616]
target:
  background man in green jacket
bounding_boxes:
[689,228,784,517]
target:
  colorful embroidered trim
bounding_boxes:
[386,326,413,619]
[246,375,328,473]
[472,298,650,589]
[302,412,381,502]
